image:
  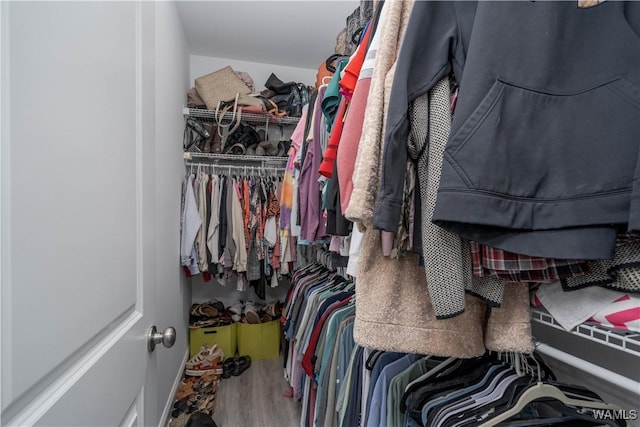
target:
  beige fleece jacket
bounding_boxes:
[345,0,414,230]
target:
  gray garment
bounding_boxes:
[377,1,640,260]
[408,78,503,318]
[223,176,235,268]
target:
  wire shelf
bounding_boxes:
[531,308,640,357]
[184,152,288,164]
[183,107,301,126]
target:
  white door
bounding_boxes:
[1,2,170,425]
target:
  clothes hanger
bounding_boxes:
[365,350,383,370]
[325,53,346,73]
[417,363,513,425]
[402,354,502,415]
[433,371,522,427]
[410,361,513,424]
[451,376,534,427]
[477,382,627,427]
[401,357,461,412]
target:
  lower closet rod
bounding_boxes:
[535,343,639,395]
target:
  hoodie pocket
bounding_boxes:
[446,77,640,201]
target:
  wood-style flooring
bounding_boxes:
[211,356,301,427]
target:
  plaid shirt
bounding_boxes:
[471,242,591,282]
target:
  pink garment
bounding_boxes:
[329,235,342,252]
[337,77,372,213]
[291,345,305,401]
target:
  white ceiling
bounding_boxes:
[175,1,359,70]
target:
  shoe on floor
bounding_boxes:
[232,355,251,376]
[186,344,222,370]
[185,345,224,377]
[221,357,235,379]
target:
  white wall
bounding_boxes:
[154,2,191,424]
[190,54,317,93]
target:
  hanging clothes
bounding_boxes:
[299,86,329,243]
[282,261,355,427]
[345,0,414,230]
[197,172,209,275]
[206,174,221,271]
[180,166,287,290]
[180,173,201,276]
[280,107,309,237]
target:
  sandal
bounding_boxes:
[185,365,223,377]
[185,345,224,373]
[188,319,220,329]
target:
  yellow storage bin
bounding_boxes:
[189,323,237,359]
[236,320,281,360]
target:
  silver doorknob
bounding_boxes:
[147,326,176,352]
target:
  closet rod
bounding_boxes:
[535,342,640,395]
[186,162,285,176]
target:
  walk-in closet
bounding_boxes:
[2,1,639,427]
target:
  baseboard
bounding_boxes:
[159,348,188,427]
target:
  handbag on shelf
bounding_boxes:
[223,122,262,155]
[187,87,206,109]
[183,118,222,153]
[214,92,288,147]
[194,66,252,111]
[183,117,210,152]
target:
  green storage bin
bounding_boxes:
[236,320,281,360]
[189,323,237,359]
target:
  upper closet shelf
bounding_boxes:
[184,152,288,163]
[531,308,640,357]
[183,107,301,126]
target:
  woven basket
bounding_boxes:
[195,66,251,111]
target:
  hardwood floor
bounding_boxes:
[211,355,301,427]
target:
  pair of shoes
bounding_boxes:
[232,355,251,376]
[221,355,252,377]
[185,345,224,377]
[190,300,224,319]
[228,300,260,324]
